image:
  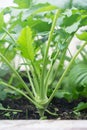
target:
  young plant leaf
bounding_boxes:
[0,103,5,110]
[17,26,34,61]
[25,17,51,32]
[14,0,32,8]
[31,3,57,15]
[65,21,80,34]
[61,14,80,27]
[76,32,87,41]
[74,102,87,112]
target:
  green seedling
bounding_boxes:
[0,0,87,119]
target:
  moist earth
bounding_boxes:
[0,97,87,119]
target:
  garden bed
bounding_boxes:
[0,97,87,119]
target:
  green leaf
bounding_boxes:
[68,63,87,98]
[55,90,71,99]
[31,3,57,15]
[0,12,4,31]
[80,15,87,26]
[0,84,7,100]
[0,103,5,110]
[0,91,7,100]
[61,14,80,27]
[74,102,87,112]
[0,41,16,61]
[36,0,72,9]
[37,0,87,9]
[17,26,34,60]
[76,32,87,41]
[21,3,57,21]
[14,0,32,9]
[26,18,51,32]
[0,64,10,77]
[21,3,57,18]
[65,21,80,34]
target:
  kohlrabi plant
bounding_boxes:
[0,0,87,119]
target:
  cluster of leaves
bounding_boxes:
[55,44,87,113]
[55,51,87,101]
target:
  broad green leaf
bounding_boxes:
[14,0,32,9]
[37,0,87,9]
[61,14,80,27]
[36,0,72,9]
[17,26,34,60]
[31,3,57,15]
[65,21,80,34]
[24,17,51,32]
[21,3,57,18]
[56,61,87,102]
[20,3,57,21]
[80,15,87,27]
[76,32,87,41]
[74,102,87,112]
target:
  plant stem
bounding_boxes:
[40,9,61,99]
[69,0,73,8]
[49,48,67,86]
[48,42,87,103]
[27,60,40,95]
[49,36,74,87]
[2,28,16,44]
[68,48,73,58]
[39,109,46,119]
[0,81,42,109]
[31,61,40,88]
[8,74,15,84]
[23,59,37,97]
[0,108,22,112]
[45,49,60,94]
[0,53,34,99]
[46,109,58,116]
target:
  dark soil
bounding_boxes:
[0,97,87,119]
